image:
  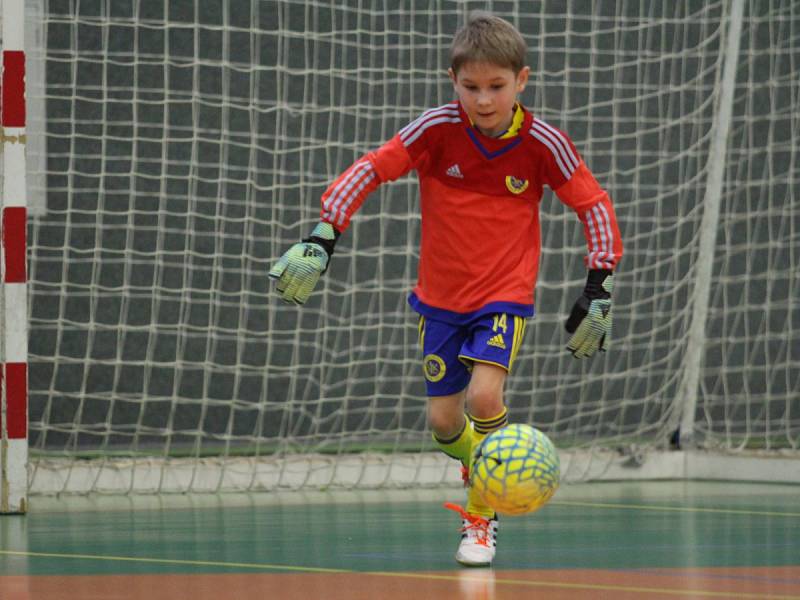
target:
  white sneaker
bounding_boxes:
[445,502,498,567]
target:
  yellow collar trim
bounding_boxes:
[466,103,525,139]
[498,104,525,139]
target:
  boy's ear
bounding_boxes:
[448,67,457,85]
[516,66,530,92]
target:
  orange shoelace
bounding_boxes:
[444,502,491,547]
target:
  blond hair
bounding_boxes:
[450,12,527,75]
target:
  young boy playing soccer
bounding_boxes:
[269,12,623,566]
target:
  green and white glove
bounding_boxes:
[565,269,614,358]
[269,222,339,305]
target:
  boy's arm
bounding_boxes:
[269,136,418,304]
[534,120,622,357]
[553,163,623,272]
[553,164,622,358]
[321,135,417,231]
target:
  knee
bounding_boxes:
[465,383,504,420]
[428,397,465,438]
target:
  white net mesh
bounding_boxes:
[696,4,800,450]
[24,0,799,493]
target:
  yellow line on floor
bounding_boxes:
[0,549,348,574]
[2,549,799,600]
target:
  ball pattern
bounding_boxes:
[470,424,560,515]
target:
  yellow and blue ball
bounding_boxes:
[470,423,560,515]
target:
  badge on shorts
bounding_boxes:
[505,175,529,194]
[423,354,446,382]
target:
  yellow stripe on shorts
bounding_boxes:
[509,316,527,370]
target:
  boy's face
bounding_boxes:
[449,61,529,137]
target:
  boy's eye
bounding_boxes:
[463,84,504,91]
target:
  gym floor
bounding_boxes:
[1,481,800,599]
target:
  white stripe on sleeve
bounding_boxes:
[529,127,573,180]
[586,202,615,268]
[399,104,460,147]
[533,119,579,171]
[323,159,374,224]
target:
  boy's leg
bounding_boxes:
[464,363,509,518]
[428,390,471,463]
[447,363,507,567]
[460,313,527,517]
[418,316,473,463]
[451,313,525,566]
[466,363,507,422]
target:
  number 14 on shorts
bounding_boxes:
[492,314,508,334]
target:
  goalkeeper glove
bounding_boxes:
[269,221,339,305]
[565,269,614,359]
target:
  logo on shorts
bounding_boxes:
[505,175,529,194]
[487,334,507,350]
[423,354,447,382]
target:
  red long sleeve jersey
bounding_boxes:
[320,101,623,324]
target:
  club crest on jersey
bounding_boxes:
[505,175,529,194]
[423,354,446,382]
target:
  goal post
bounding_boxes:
[0,0,28,514]
[675,0,745,448]
[9,0,800,499]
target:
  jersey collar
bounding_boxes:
[498,103,526,139]
[458,101,530,139]
[458,101,533,160]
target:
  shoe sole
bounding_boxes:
[455,556,493,567]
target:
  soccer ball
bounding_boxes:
[469,423,560,515]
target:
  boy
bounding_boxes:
[269,12,623,566]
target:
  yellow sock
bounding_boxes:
[470,408,509,438]
[466,408,509,518]
[432,417,473,465]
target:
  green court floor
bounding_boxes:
[2,481,800,599]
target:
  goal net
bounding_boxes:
[18,0,799,494]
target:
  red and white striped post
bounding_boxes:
[0,0,27,514]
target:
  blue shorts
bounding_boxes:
[417,313,528,397]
